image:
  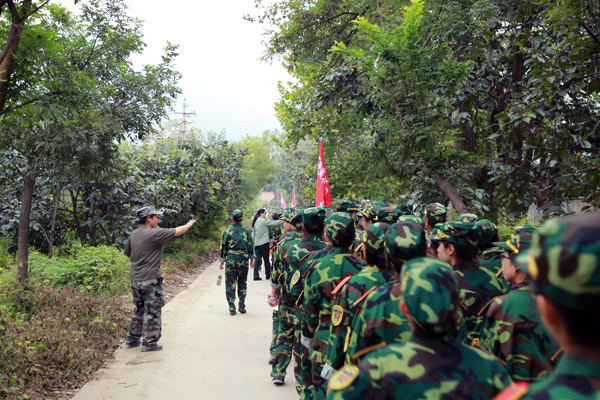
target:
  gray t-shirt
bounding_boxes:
[124,226,176,281]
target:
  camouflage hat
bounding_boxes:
[477,219,499,244]
[232,209,243,222]
[396,204,414,216]
[271,212,282,220]
[424,203,447,221]
[495,233,533,257]
[399,215,425,229]
[362,206,381,221]
[428,221,480,247]
[385,222,427,264]
[401,257,460,334]
[325,212,356,247]
[515,214,600,311]
[379,207,400,223]
[514,224,537,236]
[136,206,162,218]
[289,209,304,228]
[364,223,390,259]
[372,201,388,207]
[335,200,358,213]
[281,211,293,223]
[456,213,478,223]
[302,207,327,226]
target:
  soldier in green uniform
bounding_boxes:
[326,257,511,399]
[323,223,396,379]
[219,210,254,315]
[399,214,425,228]
[345,221,428,364]
[423,203,447,258]
[513,224,536,235]
[396,203,413,216]
[274,208,329,395]
[476,219,510,292]
[268,210,285,363]
[335,200,358,219]
[493,213,600,400]
[301,213,367,400]
[428,221,506,340]
[478,233,560,382]
[457,213,479,223]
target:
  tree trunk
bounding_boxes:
[417,155,469,214]
[458,101,476,153]
[17,157,35,282]
[69,188,86,245]
[48,183,62,257]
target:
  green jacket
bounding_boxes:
[219,224,253,263]
[270,231,302,290]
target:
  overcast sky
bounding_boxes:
[59,0,291,142]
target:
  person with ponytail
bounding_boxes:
[251,208,283,281]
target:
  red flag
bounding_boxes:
[292,186,297,207]
[281,193,287,208]
[315,139,331,207]
[277,191,280,202]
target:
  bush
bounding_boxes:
[30,243,129,297]
[0,278,129,398]
[0,233,10,273]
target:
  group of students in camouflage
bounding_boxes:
[241,200,600,400]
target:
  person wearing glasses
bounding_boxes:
[123,206,196,352]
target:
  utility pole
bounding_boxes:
[174,99,197,141]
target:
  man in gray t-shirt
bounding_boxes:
[123,206,196,352]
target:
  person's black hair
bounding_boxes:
[365,249,390,271]
[440,241,478,263]
[426,215,446,228]
[252,208,266,229]
[533,283,600,346]
[304,220,325,235]
[391,259,404,275]
[138,215,156,225]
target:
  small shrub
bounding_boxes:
[0,278,129,398]
[30,244,129,296]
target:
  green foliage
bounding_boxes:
[0,233,10,272]
[0,278,128,398]
[29,244,129,296]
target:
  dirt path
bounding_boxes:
[72,261,297,400]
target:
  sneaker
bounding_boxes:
[239,307,246,314]
[254,277,262,281]
[124,339,140,348]
[272,377,285,385]
[268,355,275,364]
[141,344,163,352]
[230,310,236,315]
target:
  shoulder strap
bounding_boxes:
[349,342,387,364]
[470,338,507,366]
[550,348,563,363]
[458,300,468,311]
[478,296,499,317]
[354,242,364,253]
[492,382,530,400]
[496,269,503,277]
[299,250,316,264]
[332,276,353,295]
[353,285,378,307]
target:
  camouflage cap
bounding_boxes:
[136,206,162,218]
[495,233,533,257]
[364,223,390,259]
[396,204,414,216]
[477,219,499,244]
[362,206,381,221]
[428,221,480,247]
[424,203,447,221]
[456,213,478,223]
[385,222,427,264]
[401,257,460,334]
[335,200,358,213]
[281,211,293,223]
[514,224,537,236]
[232,209,243,222]
[399,215,425,229]
[325,212,356,247]
[302,207,327,226]
[271,212,282,220]
[379,207,400,223]
[289,209,304,228]
[371,201,388,207]
[515,214,600,311]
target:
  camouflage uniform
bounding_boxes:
[423,203,447,257]
[127,278,165,346]
[399,214,425,228]
[327,258,511,399]
[493,214,600,400]
[457,213,479,223]
[220,211,253,313]
[513,224,536,235]
[396,203,413,216]
[335,200,358,215]
[323,223,395,378]
[428,222,507,340]
[302,213,367,400]
[476,219,510,291]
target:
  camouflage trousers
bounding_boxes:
[271,305,293,379]
[126,278,165,346]
[270,307,280,356]
[311,362,327,400]
[293,306,314,399]
[225,260,248,312]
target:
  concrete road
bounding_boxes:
[73,261,297,400]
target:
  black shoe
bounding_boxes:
[254,277,262,281]
[230,310,236,315]
[141,344,163,352]
[124,339,141,348]
[239,307,246,314]
[266,275,271,280]
[272,377,285,385]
